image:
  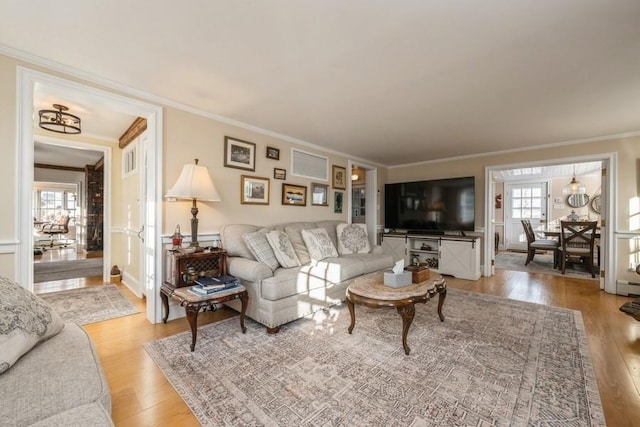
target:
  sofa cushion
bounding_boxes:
[266,230,300,268]
[0,276,65,374]
[302,228,339,261]
[0,323,111,426]
[220,224,260,259]
[314,220,342,249]
[337,223,371,255]
[243,230,280,271]
[284,222,318,265]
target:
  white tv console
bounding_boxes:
[381,232,481,281]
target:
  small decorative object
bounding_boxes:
[567,210,580,221]
[591,195,601,214]
[110,265,122,283]
[412,255,419,266]
[266,146,280,160]
[334,191,343,213]
[282,183,307,206]
[311,183,329,206]
[495,194,502,209]
[384,260,412,288]
[420,243,431,251]
[405,265,430,283]
[241,175,270,205]
[224,136,256,171]
[171,225,183,249]
[332,165,346,189]
[274,168,286,180]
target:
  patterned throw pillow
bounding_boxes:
[0,276,65,374]
[265,230,301,268]
[301,228,339,261]
[337,223,371,255]
[242,230,281,271]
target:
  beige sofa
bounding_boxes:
[0,277,112,426]
[220,220,393,333]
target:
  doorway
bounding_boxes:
[17,67,164,323]
[348,161,378,245]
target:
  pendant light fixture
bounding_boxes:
[562,164,586,195]
[38,104,81,134]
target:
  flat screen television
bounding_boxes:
[384,177,475,233]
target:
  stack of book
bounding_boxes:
[188,275,240,297]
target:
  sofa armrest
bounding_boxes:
[227,256,274,282]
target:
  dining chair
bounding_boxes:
[521,219,560,266]
[559,220,598,278]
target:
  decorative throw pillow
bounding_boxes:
[242,230,280,271]
[265,230,301,268]
[337,223,371,255]
[301,228,339,261]
[0,276,65,374]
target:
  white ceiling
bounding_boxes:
[3,1,640,166]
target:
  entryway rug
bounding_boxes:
[495,251,597,280]
[39,284,139,325]
[144,289,604,426]
[34,258,103,283]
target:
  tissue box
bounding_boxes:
[383,271,412,288]
[405,265,430,283]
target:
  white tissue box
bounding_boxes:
[383,271,412,288]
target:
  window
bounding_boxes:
[33,184,78,226]
[291,149,328,181]
[123,142,138,177]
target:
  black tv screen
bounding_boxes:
[384,177,475,233]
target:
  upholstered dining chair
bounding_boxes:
[559,220,598,278]
[521,219,560,266]
[41,215,71,247]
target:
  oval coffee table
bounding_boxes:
[346,271,446,355]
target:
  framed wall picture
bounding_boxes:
[311,183,329,206]
[334,191,343,213]
[266,146,280,160]
[332,165,346,189]
[282,183,307,206]
[274,168,286,180]
[224,136,256,171]
[241,175,270,205]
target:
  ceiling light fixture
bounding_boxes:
[351,166,358,181]
[562,164,586,195]
[38,104,81,134]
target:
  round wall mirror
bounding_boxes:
[567,193,589,208]
[591,195,601,214]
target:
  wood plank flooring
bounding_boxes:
[52,270,640,426]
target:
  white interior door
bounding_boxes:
[505,182,549,251]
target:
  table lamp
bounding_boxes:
[166,159,221,250]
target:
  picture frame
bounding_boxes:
[224,136,256,171]
[274,168,286,180]
[332,165,346,189]
[282,183,307,206]
[241,175,270,205]
[311,182,329,206]
[334,191,343,213]
[266,146,280,160]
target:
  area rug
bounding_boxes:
[34,258,103,283]
[495,251,597,280]
[39,284,139,325]
[144,289,605,426]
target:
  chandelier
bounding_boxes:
[38,104,81,134]
[562,164,586,195]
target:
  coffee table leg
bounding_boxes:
[239,291,248,333]
[437,289,446,322]
[347,296,356,334]
[397,304,415,355]
[185,304,200,352]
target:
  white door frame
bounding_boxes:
[484,152,617,293]
[17,67,164,323]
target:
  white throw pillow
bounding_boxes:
[242,230,281,271]
[336,223,371,255]
[301,228,339,261]
[265,230,301,268]
[0,276,65,374]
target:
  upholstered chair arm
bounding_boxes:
[227,256,274,282]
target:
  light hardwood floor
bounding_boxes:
[60,271,640,426]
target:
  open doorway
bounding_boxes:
[17,67,164,323]
[348,161,378,246]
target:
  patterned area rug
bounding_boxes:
[144,289,604,426]
[39,285,139,325]
[495,251,597,279]
[34,258,103,283]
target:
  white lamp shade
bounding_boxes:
[166,163,221,201]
